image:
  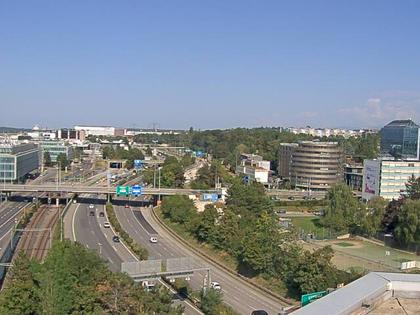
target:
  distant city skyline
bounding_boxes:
[1,1,419,129]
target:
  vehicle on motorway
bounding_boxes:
[89,204,94,209]
[112,236,120,242]
[149,236,158,243]
[276,209,286,214]
[288,196,295,200]
[99,211,105,217]
[89,211,95,216]
[251,311,268,315]
[125,204,129,208]
[210,281,221,290]
[103,222,111,228]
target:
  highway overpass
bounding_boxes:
[0,184,222,196]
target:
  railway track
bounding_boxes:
[15,205,59,261]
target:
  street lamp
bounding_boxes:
[158,167,162,202]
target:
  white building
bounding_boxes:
[362,159,420,201]
[74,125,115,137]
[235,154,270,184]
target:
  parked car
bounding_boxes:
[112,236,120,242]
[210,281,221,290]
[103,222,111,228]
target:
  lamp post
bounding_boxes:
[158,167,162,202]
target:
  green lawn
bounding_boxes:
[291,217,333,239]
[335,242,354,247]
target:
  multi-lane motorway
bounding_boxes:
[114,199,288,315]
[64,197,203,314]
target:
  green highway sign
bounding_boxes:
[301,291,327,306]
[116,186,130,196]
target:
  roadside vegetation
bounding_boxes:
[105,203,148,260]
[0,240,182,315]
[160,181,359,299]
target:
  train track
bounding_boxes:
[15,205,59,261]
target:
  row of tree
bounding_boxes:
[102,146,144,169]
[0,240,183,315]
[133,128,380,171]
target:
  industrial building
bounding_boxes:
[74,125,115,137]
[294,272,420,315]
[291,141,343,190]
[362,159,420,200]
[380,119,420,161]
[40,140,73,163]
[0,143,40,182]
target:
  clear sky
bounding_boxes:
[1,1,419,130]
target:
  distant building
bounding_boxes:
[286,126,373,138]
[344,163,363,191]
[56,128,85,141]
[380,119,420,161]
[40,140,73,163]
[362,159,420,201]
[278,143,298,179]
[74,125,115,137]
[235,153,270,184]
[291,141,343,190]
[0,143,40,182]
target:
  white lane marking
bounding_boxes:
[72,204,80,242]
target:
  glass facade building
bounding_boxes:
[380,119,420,160]
[0,143,40,182]
[40,140,73,163]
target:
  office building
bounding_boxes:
[344,163,363,191]
[235,153,270,184]
[40,140,73,163]
[56,128,85,141]
[362,159,420,201]
[0,143,40,182]
[380,119,420,161]
[291,141,343,190]
[278,143,298,179]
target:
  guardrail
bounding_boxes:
[151,207,293,306]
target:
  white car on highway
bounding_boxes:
[149,236,158,243]
[89,204,94,209]
[210,281,221,290]
[103,222,111,228]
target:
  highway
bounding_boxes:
[64,197,203,314]
[115,200,288,315]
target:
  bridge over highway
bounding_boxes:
[0,184,222,196]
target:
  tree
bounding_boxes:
[322,184,363,232]
[0,252,39,315]
[56,153,69,170]
[394,199,420,246]
[43,151,52,167]
[161,195,197,224]
[360,197,388,236]
[406,175,420,200]
[200,289,223,315]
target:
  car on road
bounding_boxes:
[103,222,111,228]
[288,196,295,200]
[89,211,95,216]
[149,236,158,243]
[99,212,105,217]
[125,204,129,208]
[210,281,221,290]
[112,236,120,242]
[251,311,268,315]
[89,204,94,209]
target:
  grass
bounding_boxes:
[291,216,333,239]
[335,242,354,247]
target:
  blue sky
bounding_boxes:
[1,1,419,129]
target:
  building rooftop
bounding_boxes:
[293,272,420,315]
[384,119,419,128]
